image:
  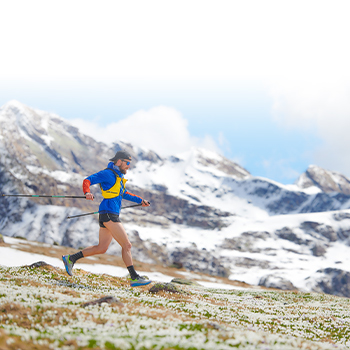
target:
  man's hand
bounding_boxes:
[142,199,150,207]
[85,192,94,201]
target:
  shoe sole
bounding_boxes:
[130,280,152,287]
[62,256,73,276]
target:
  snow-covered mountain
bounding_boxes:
[2,100,350,298]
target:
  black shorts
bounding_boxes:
[99,213,121,228]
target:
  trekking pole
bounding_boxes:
[67,211,99,219]
[1,193,86,199]
[122,203,143,209]
[66,203,148,219]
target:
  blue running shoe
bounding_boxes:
[130,275,152,287]
[62,255,74,276]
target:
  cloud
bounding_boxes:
[270,79,350,177]
[70,106,222,157]
[264,1,350,178]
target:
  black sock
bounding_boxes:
[70,251,84,264]
[127,265,138,280]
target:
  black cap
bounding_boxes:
[109,150,132,162]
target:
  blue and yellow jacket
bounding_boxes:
[82,162,143,214]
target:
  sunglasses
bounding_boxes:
[121,159,131,165]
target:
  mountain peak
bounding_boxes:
[1,100,67,122]
[0,100,112,174]
[1,99,28,114]
[180,147,250,179]
[297,165,350,195]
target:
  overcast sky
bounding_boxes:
[1,0,350,184]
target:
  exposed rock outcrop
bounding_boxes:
[300,222,337,242]
[149,282,188,294]
[170,248,230,277]
[297,165,350,195]
[258,275,297,291]
[311,244,327,257]
[311,268,350,298]
[82,296,123,308]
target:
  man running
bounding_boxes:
[62,150,152,287]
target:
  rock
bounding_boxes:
[311,244,327,257]
[266,189,309,214]
[316,225,337,242]
[169,262,183,269]
[170,248,230,277]
[298,165,350,195]
[171,278,200,286]
[312,268,350,298]
[300,193,344,214]
[258,275,297,291]
[233,257,271,269]
[221,231,270,253]
[28,261,54,269]
[149,282,188,294]
[196,151,249,178]
[333,212,350,221]
[136,149,162,163]
[300,222,337,242]
[337,228,350,240]
[82,296,123,308]
[0,234,4,244]
[275,227,309,245]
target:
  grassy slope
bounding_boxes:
[1,239,350,349]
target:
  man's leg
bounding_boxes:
[82,227,113,257]
[103,221,151,287]
[103,221,133,266]
[62,228,112,276]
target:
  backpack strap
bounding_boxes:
[105,168,119,176]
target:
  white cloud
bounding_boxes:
[70,106,222,157]
[270,79,350,176]
[263,0,350,178]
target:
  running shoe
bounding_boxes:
[130,275,152,287]
[62,255,74,276]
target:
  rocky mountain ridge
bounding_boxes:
[2,100,350,297]
[297,164,350,195]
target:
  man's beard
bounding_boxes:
[120,168,127,174]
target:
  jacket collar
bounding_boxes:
[107,162,124,177]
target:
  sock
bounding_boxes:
[127,265,139,280]
[70,251,84,264]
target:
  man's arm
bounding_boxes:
[82,169,113,201]
[83,179,94,200]
[123,191,150,206]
